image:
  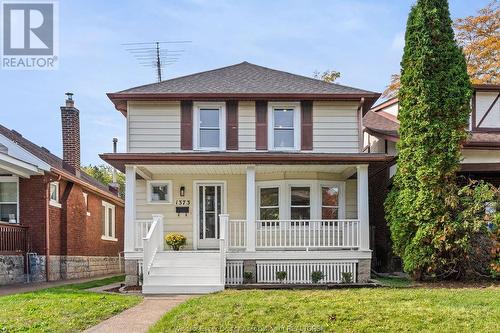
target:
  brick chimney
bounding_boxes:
[60,93,80,173]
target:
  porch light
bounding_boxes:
[180,186,185,197]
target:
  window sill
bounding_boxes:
[147,201,172,205]
[101,236,118,242]
[49,200,61,208]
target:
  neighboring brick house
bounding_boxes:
[363,84,500,272]
[0,95,124,285]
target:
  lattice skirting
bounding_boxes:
[226,260,358,285]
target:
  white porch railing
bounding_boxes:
[228,220,247,248]
[255,220,360,249]
[143,214,164,277]
[135,220,153,250]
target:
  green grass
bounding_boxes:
[0,275,141,333]
[150,288,500,333]
[376,276,413,288]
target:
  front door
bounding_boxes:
[197,183,224,249]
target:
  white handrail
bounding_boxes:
[255,219,360,249]
[143,214,164,279]
[219,214,228,285]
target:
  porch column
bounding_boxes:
[124,165,136,254]
[357,165,370,251]
[246,166,256,252]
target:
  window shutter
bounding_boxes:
[180,101,193,150]
[301,100,313,150]
[226,101,238,150]
[255,101,268,150]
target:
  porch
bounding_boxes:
[122,162,372,293]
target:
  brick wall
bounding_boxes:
[18,174,124,273]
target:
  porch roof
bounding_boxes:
[0,152,43,178]
[99,152,394,173]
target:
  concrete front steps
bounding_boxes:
[142,251,224,294]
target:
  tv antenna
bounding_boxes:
[122,41,192,82]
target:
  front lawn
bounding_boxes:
[0,276,141,333]
[150,287,500,333]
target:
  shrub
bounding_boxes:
[165,233,187,251]
[385,0,473,279]
[341,272,352,284]
[276,271,287,283]
[243,271,253,283]
[311,271,324,283]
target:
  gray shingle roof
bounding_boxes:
[0,124,116,194]
[116,62,378,95]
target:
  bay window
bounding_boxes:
[0,177,18,223]
[259,187,280,220]
[290,187,310,220]
[321,186,340,219]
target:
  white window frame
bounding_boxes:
[268,102,301,151]
[193,102,226,151]
[49,181,61,208]
[289,185,312,220]
[83,192,90,216]
[256,180,345,220]
[101,201,116,241]
[258,186,281,221]
[0,176,19,224]
[147,180,173,204]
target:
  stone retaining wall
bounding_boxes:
[0,255,25,285]
[49,256,123,280]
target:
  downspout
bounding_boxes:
[45,179,51,281]
[357,98,365,153]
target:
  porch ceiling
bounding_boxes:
[141,164,355,175]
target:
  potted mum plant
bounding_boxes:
[165,233,187,251]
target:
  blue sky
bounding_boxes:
[0,0,489,165]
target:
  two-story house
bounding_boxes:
[101,62,393,293]
[363,84,500,272]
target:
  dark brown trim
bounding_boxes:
[460,163,500,172]
[471,90,477,130]
[180,100,193,150]
[100,152,394,172]
[226,100,238,150]
[300,101,313,150]
[255,101,268,150]
[476,92,500,128]
[472,84,500,91]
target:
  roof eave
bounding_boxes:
[107,92,381,115]
[100,152,394,173]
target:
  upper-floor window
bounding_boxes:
[268,102,300,150]
[101,201,116,241]
[194,102,226,150]
[0,176,18,224]
[49,182,61,208]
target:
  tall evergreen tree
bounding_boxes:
[385,0,472,278]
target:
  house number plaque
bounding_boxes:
[175,199,190,216]
[175,199,190,206]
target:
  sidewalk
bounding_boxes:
[84,295,195,333]
[0,274,121,296]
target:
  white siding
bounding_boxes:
[238,101,256,151]
[345,179,358,219]
[313,101,359,153]
[476,92,499,128]
[128,102,181,152]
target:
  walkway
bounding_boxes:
[84,295,194,333]
[0,274,120,296]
